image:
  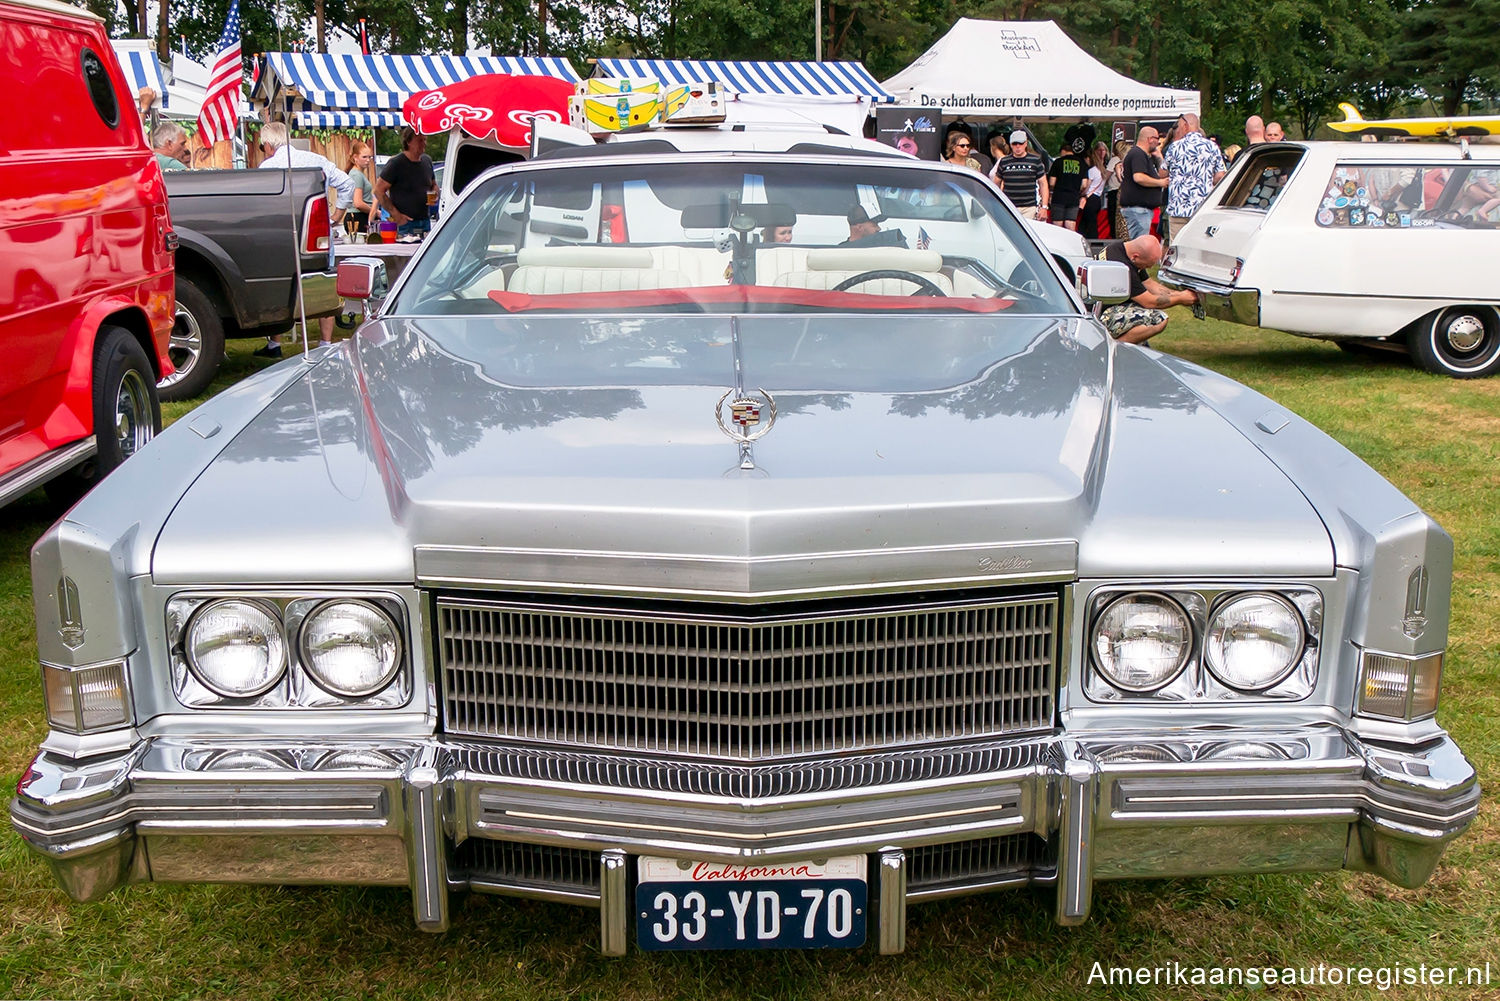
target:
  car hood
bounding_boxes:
[153,314,1333,590]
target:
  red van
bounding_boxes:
[0,0,173,506]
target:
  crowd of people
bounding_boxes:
[939,112,1282,246]
[938,112,1304,344]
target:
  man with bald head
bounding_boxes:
[1095,235,1201,344]
[1119,126,1168,240]
[1163,112,1226,244]
[1265,121,1286,142]
[1245,115,1266,144]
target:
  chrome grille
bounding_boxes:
[436,593,1057,760]
[456,840,599,895]
[908,834,1049,893]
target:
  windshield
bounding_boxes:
[389,158,1076,316]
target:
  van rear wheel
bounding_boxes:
[44,326,162,505]
[1409,306,1500,378]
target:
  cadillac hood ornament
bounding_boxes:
[716,388,778,470]
[716,388,777,443]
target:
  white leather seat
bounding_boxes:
[505,246,691,295]
[508,267,693,295]
[754,246,810,285]
[647,246,730,286]
[764,247,953,296]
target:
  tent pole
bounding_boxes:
[814,0,822,61]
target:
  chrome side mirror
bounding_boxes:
[1076,260,1132,305]
[336,258,389,301]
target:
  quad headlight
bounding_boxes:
[1091,593,1192,692]
[1204,593,1305,691]
[1087,585,1320,701]
[169,593,408,707]
[184,599,287,697]
[298,599,403,697]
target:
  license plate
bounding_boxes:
[636,855,867,951]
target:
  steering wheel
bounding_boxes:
[831,269,948,297]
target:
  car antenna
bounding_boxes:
[282,147,313,362]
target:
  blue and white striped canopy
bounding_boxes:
[257,53,580,117]
[294,110,404,128]
[593,59,895,103]
[111,42,169,108]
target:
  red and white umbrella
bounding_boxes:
[402,74,574,148]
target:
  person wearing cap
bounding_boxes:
[841,206,907,248]
[991,129,1049,220]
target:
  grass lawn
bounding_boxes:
[2,323,1497,1000]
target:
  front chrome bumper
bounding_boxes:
[11,725,1478,953]
[1158,268,1261,327]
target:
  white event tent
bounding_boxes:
[882,19,1199,120]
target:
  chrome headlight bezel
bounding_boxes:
[1084,583,1322,703]
[167,592,411,709]
[1090,592,1193,693]
[1203,591,1307,692]
[297,598,404,698]
[183,598,288,698]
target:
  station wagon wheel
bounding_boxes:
[158,276,225,401]
[831,269,948,297]
[1409,305,1500,378]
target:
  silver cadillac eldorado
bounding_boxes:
[12,128,1478,955]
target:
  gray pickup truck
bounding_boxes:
[161,167,340,399]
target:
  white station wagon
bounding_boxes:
[1162,140,1500,378]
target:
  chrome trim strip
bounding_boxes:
[0,439,96,508]
[905,869,1052,903]
[599,850,628,956]
[468,878,600,907]
[415,540,1078,600]
[492,801,1021,843]
[1272,290,1500,303]
[877,850,906,955]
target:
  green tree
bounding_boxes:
[1393,0,1500,116]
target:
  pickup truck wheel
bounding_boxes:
[44,326,162,505]
[159,276,225,401]
[1409,306,1500,378]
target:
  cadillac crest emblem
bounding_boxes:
[716,388,777,444]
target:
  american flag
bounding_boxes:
[195,0,243,146]
[916,226,932,250]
